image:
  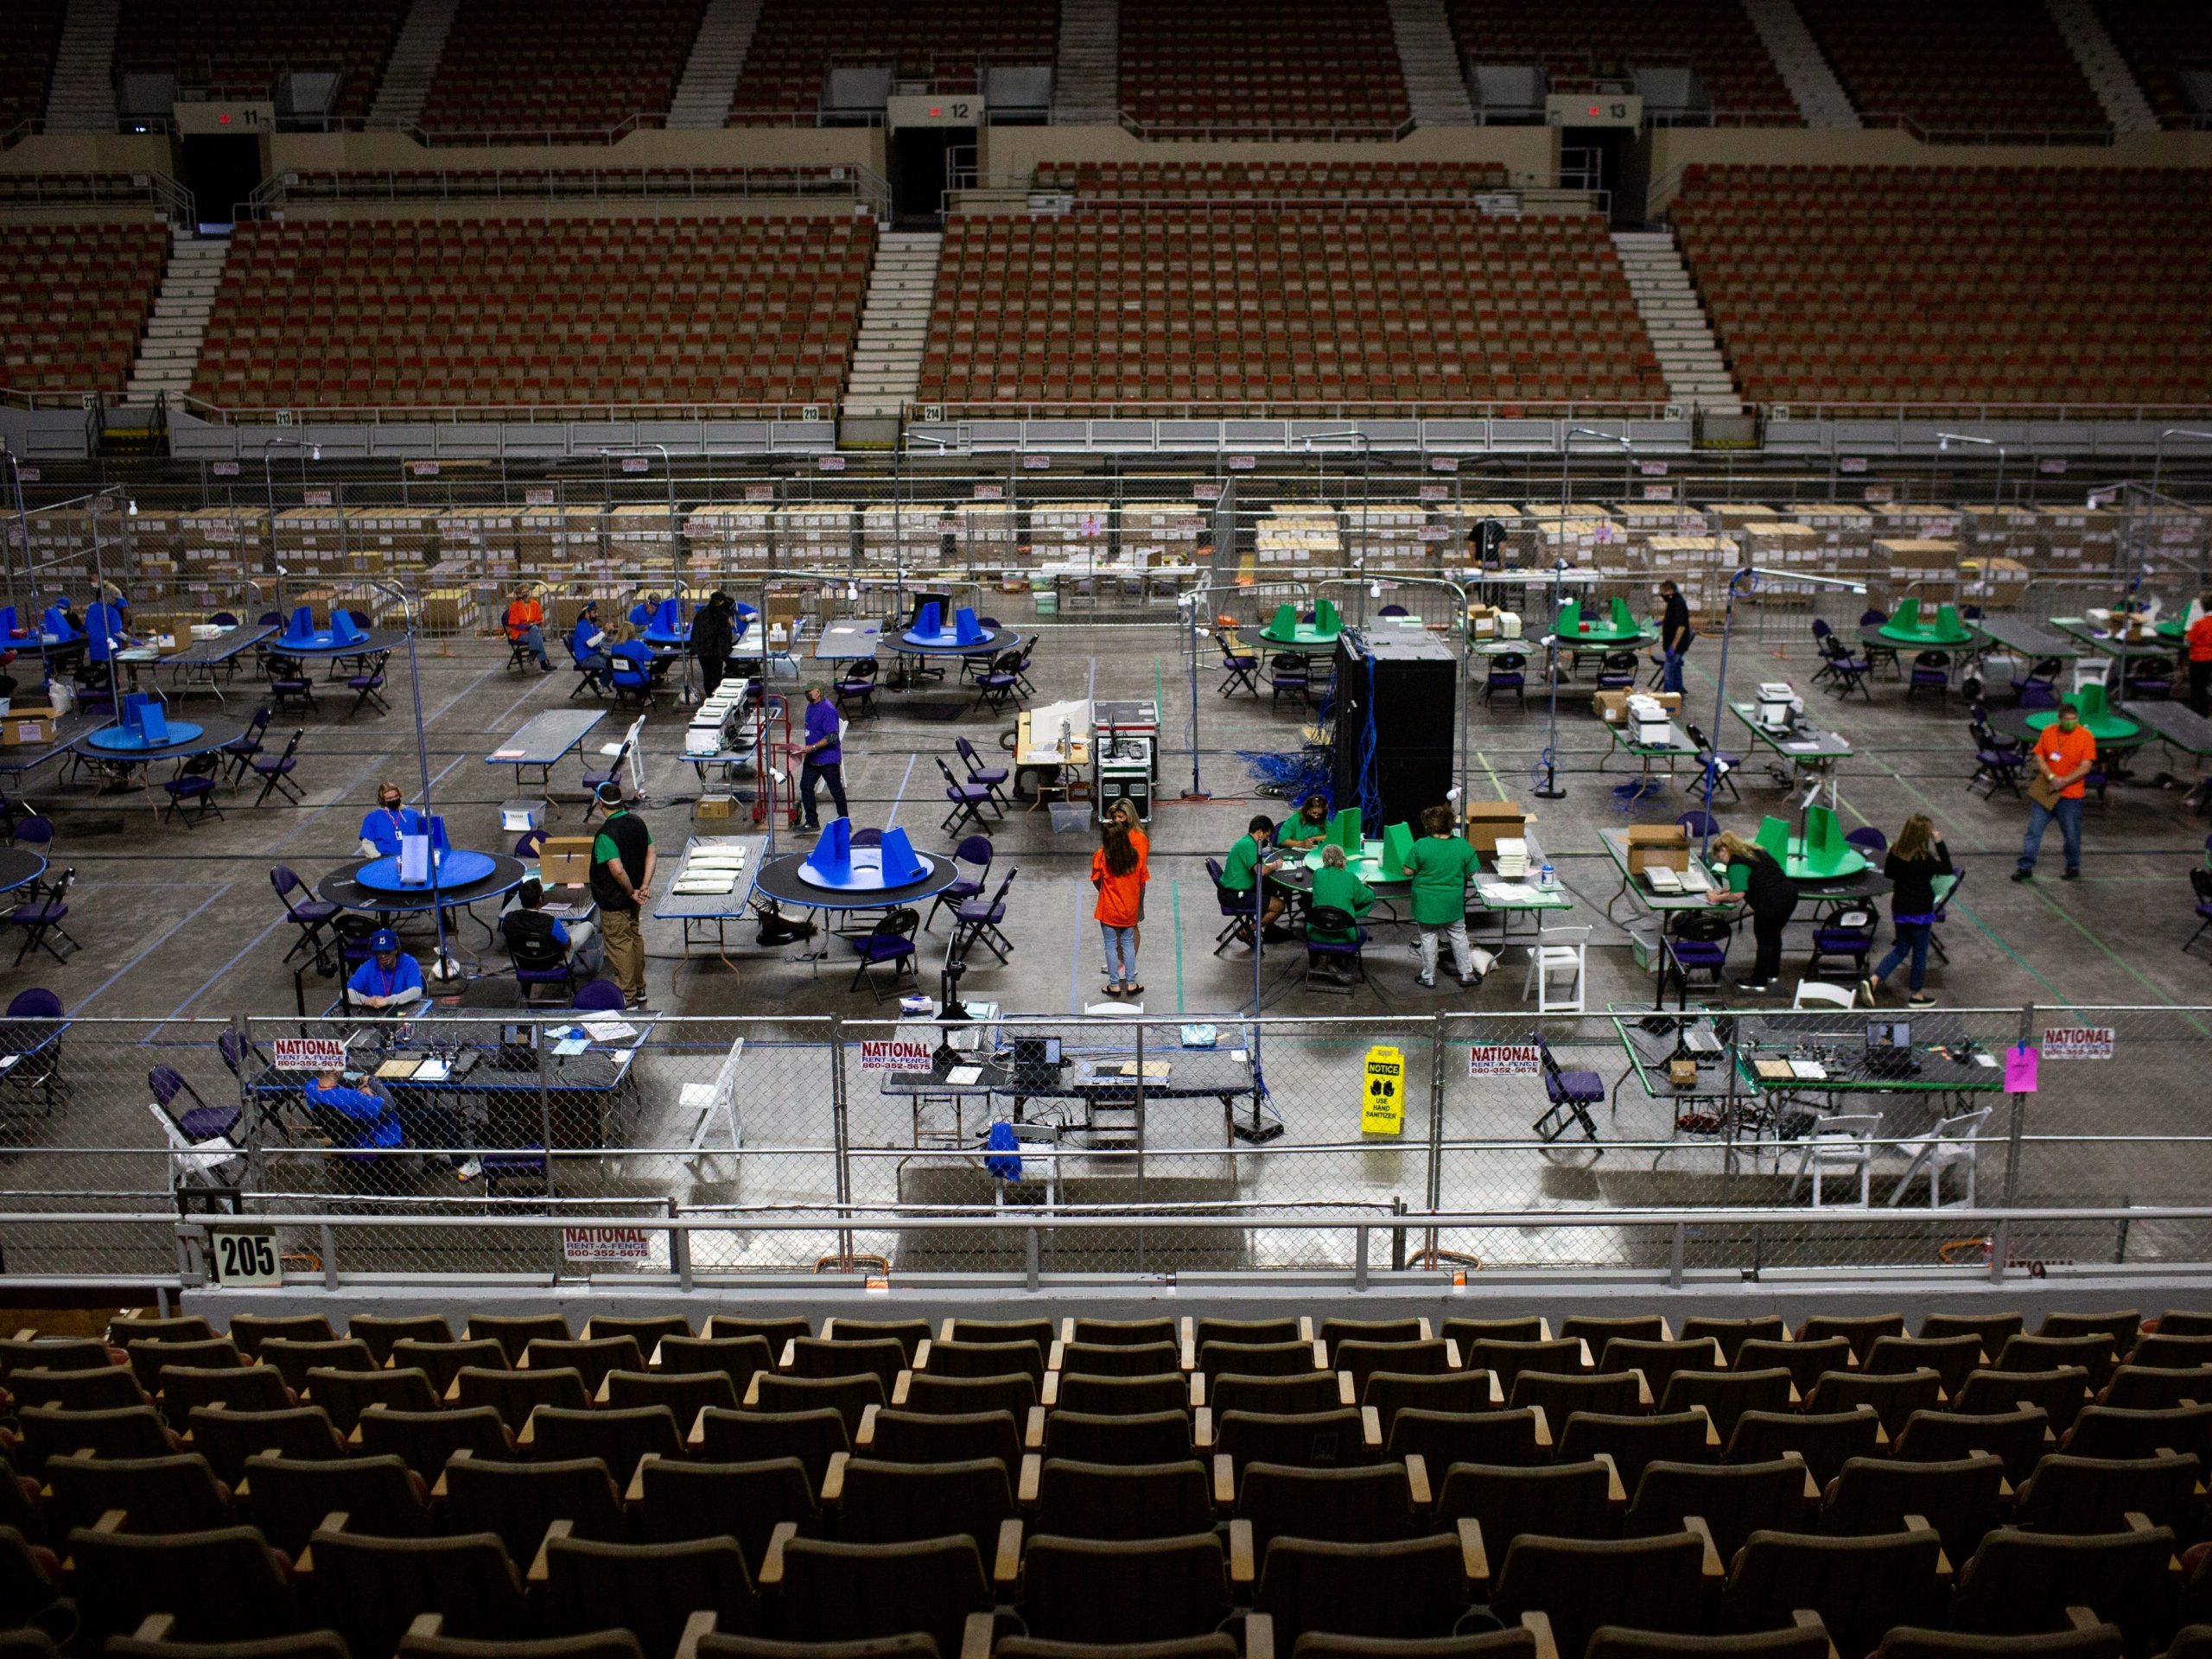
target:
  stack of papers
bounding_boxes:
[1478,881,1544,905]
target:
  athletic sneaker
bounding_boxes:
[2012,868,2033,882]
[1908,993,1936,1008]
[1417,975,1435,988]
[2061,869,2080,880]
[1730,977,1770,993]
[456,1158,482,1183]
[1859,977,1880,1007]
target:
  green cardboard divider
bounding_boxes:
[2074,681,2109,721]
[1269,603,1298,639]
[1755,815,1791,864]
[1935,603,1963,639]
[1382,821,1414,878]
[1609,595,1637,634]
[1801,804,1850,876]
[1556,599,1584,639]
[1329,807,1364,852]
[1316,598,1341,635]
[1890,596,1923,632]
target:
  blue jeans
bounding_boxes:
[2018,795,2083,874]
[1662,649,1686,694]
[1101,925,1136,985]
[1872,919,1932,992]
[512,624,550,666]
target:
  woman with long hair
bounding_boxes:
[1711,830,1797,994]
[1864,814,1952,1007]
[1092,818,1148,999]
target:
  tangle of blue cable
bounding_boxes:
[1355,649,1382,835]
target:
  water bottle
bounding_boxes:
[1539,861,1555,891]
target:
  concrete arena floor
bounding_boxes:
[9,615,2212,1277]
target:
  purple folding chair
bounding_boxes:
[270,866,340,963]
[954,736,1011,811]
[151,1065,238,1141]
[925,836,992,933]
[849,907,921,999]
[937,757,998,836]
[1532,1034,1605,1144]
[572,979,627,1013]
[5,867,76,966]
[221,707,272,786]
[950,868,1018,966]
[251,730,305,806]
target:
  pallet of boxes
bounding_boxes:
[954,500,1019,588]
[861,503,942,577]
[1347,500,1432,578]
[684,505,775,594]
[1958,505,2035,610]
[776,504,854,582]
[1123,499,1208,594]
[1255,505,1342,583]
[1877,536,1964,613]
[178,507,268,604]
[435,506,520,638]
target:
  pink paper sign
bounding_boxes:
[2004,1044,2039,1094]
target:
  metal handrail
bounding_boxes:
[241,162,890,219]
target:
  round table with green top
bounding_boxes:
[1256,620,1344,649]
[1988,704,2144,753]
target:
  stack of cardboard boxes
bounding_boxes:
[1255,506,1342,579]
[776,505,854,572]
[684,504,775,578]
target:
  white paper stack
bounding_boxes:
[1492,837,1529,880]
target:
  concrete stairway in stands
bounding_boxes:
[1054,0,1119,124]
[1740,0,1859,129]
[124,232,228,407]
[2046,0,2159,134]
[44,0,118,134]
[369,0,458,129]
[670,0,760,129]
[844,231,940,423]
[1388,0,1476,126]
[1612,229,1743,417]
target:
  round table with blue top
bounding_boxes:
[0,849,47,898]
[888,626,1024,690]
[69,715,248,798]
[267,628,410,677]
[317,851,531,945]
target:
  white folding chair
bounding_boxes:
[1886,1107,1993,1209]
[1522,925,1591,1014]
[2070,658,2111,695]
[1791,980,1857,1010]
[148,1101,245,1194]
[1786,1112,1881,1208]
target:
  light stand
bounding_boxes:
[2152,431,2212,589]
[1536,428,1633,801]
[257,435,320,576]
[360,575,454,986]
[2,444,29,613]
[1178,589,1207,800]
[1700,566,1865,860]
[1936,432,2006,513]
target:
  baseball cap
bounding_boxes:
[370,928,401,953]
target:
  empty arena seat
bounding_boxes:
[1671,166,2212,410]
[1117,0,1409,137]
[1445,0,1800,124]
[190,214,870,412]
[1793,0,2108,137]
[420,0,706,136]
[918,205,1665,413]
[730,0,1058,118]
[1031,161,1512,196]
[113,0,410,122]
[0,221,168,398]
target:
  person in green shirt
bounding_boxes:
[1400,803,1482,988]
[1276,793,1331,851]
[1307,842,1375,949]
[1218,813,1287,944]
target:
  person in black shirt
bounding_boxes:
[590,784,655,1006]
[1659,581,1694,695]
[692,591,735,699]
[499,877,603,977]
[1711,830,1796,993]
[1862,815,1952,1008]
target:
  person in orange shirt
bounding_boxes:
[505,585,551,672]
[1091,817,1148,1000]
[2185,590,2212,715]
[2014,700,2096,882]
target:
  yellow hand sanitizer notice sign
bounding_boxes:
[1362,1044,1406,1135]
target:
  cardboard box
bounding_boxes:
[695,795,737,822]
[1626,823,1689,874]
[0,707,60,747]
[1595,689,1682,725]
[1463,801,1526,855]
[538,836,597,888]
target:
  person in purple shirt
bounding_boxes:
[796,682,849,830]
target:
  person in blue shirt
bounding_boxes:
[357,780,425,858]
[304,1065,403,1153]
[82,595,133,666]
[570,602,611,673]
[346,929,425,1011]
[795,682,849,830]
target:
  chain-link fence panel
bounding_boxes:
[0,1017,236,1276]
